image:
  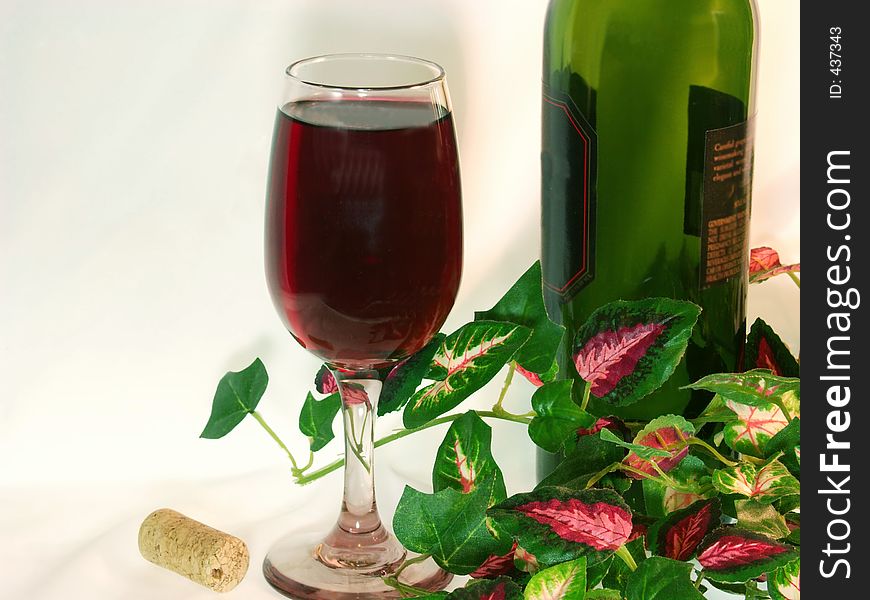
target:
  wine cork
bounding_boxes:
[138,508,249,592]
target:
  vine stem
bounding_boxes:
[251,410,302,473]
[580,380,592,411]
[688,438,739,467]
[694,570,706,591]
[614,545,638,572]
[494,362,517,411]
[787,272,801,288]
[294,410,533,485]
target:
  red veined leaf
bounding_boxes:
[515,498,632,551]
[647,499,721,561]
[314,365,338,394]
[769,558,801,600]
[623,415,694,479]
[488,488,633,566]
[745,319,800,377]
[628,522,648,543]
[723,400,790,457]
[571,298,701,407]
[432,412,507,501]
[446,577,524,600]
[524,557,587,600]
[516,363,545,387]
[577,416,628,439]
[340,381,370,407]
[470,542,519,579]
[514,545,540,574]
[748,247,800,284]
[697,527,798,583]
[712,460,800,504]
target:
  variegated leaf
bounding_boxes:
[488,488,632,567]
[448,577,524,600]
[433,411,507,501]
[768,558,801,600]
[470,542,519,579]
[686,370,800,411]
[523,557,586,600]
[646,499,721,561]
[698,527,798,583]
[621,415,694,479]
[404,321,531,428]
[748,247,800,285]
[735,500,791,539]
[722,400,790,457]
[572,298,701,407]
[712,460,799,504]
[745,319,800,377]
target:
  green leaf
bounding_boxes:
[379,334,445,416]
[524,557,587,600]
[765,418,801,475]
[537,433,625,490]
[200,358,268,439]
[475,261,566,374]
[685,370,800,409]
[404,321,532,428]
[586,556,614,589]
[624,557,704,600]
[735,500,791,539]
[697,527,798,583]
[745,318,800,377]
[711,460,799,504]
[447,577,524,600]
[298,391,342,451]
[433,411,507,501]
[528,380,595,453]
[488,487,633,568]
[585,590,622,600]
[599,429,672,461]
[602,537,646,593]
[768,558,800,600]
[393,472,509,575]
[572,298,701,407]
[642,456,713,517]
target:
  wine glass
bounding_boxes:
[263,54,462,599]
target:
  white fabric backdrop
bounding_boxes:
[0,1,798,598]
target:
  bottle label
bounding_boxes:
[699,120,754,288]
[541,87,598,299]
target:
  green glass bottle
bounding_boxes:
[539,0,758,476]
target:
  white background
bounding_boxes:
[0,1,798,598]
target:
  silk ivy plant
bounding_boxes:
[202,249,801,600]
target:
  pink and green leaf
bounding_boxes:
[745,319,800,377]
[314,364,338,395]
[749,247,800,285]
[514,545,540,574]
[404,321,531,428]
[433,411,507,501]
[622,415,694,478]
[686,370,800,410]
[470,542,520,580]
[646,499,721,561]
[474,261,566,375]
[697,527,799,583]
[572,298,701,407]
[768,558,801,600]
[529,380,596,453]
[516,361,559,387]
[488,488,633,567]
[722,400,790,457]
[712,460,799,504]
[523,557,587,600]
[378,334,444,416]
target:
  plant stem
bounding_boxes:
[584,462,620,489]
[787,271,801,288]
[393,554,431,580]
[580,380,592,412]
[614,545,637,572]
[251,411,301,472]
[745,579,759,600]
[694,570,706,590]
[494,362,517,411]
[688,438,739,467]
[294,410,533,485]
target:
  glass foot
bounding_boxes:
[263,530,453,600]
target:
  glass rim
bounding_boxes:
[285,53,446,92]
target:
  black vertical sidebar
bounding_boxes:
[802,2,867,596]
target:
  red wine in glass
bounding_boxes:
[262,55,461,599]
[266,99,462,370]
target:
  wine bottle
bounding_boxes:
[539,0,758,475]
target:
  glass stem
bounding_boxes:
[316,369,406,574]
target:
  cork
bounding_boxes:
[138,508,249,592]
